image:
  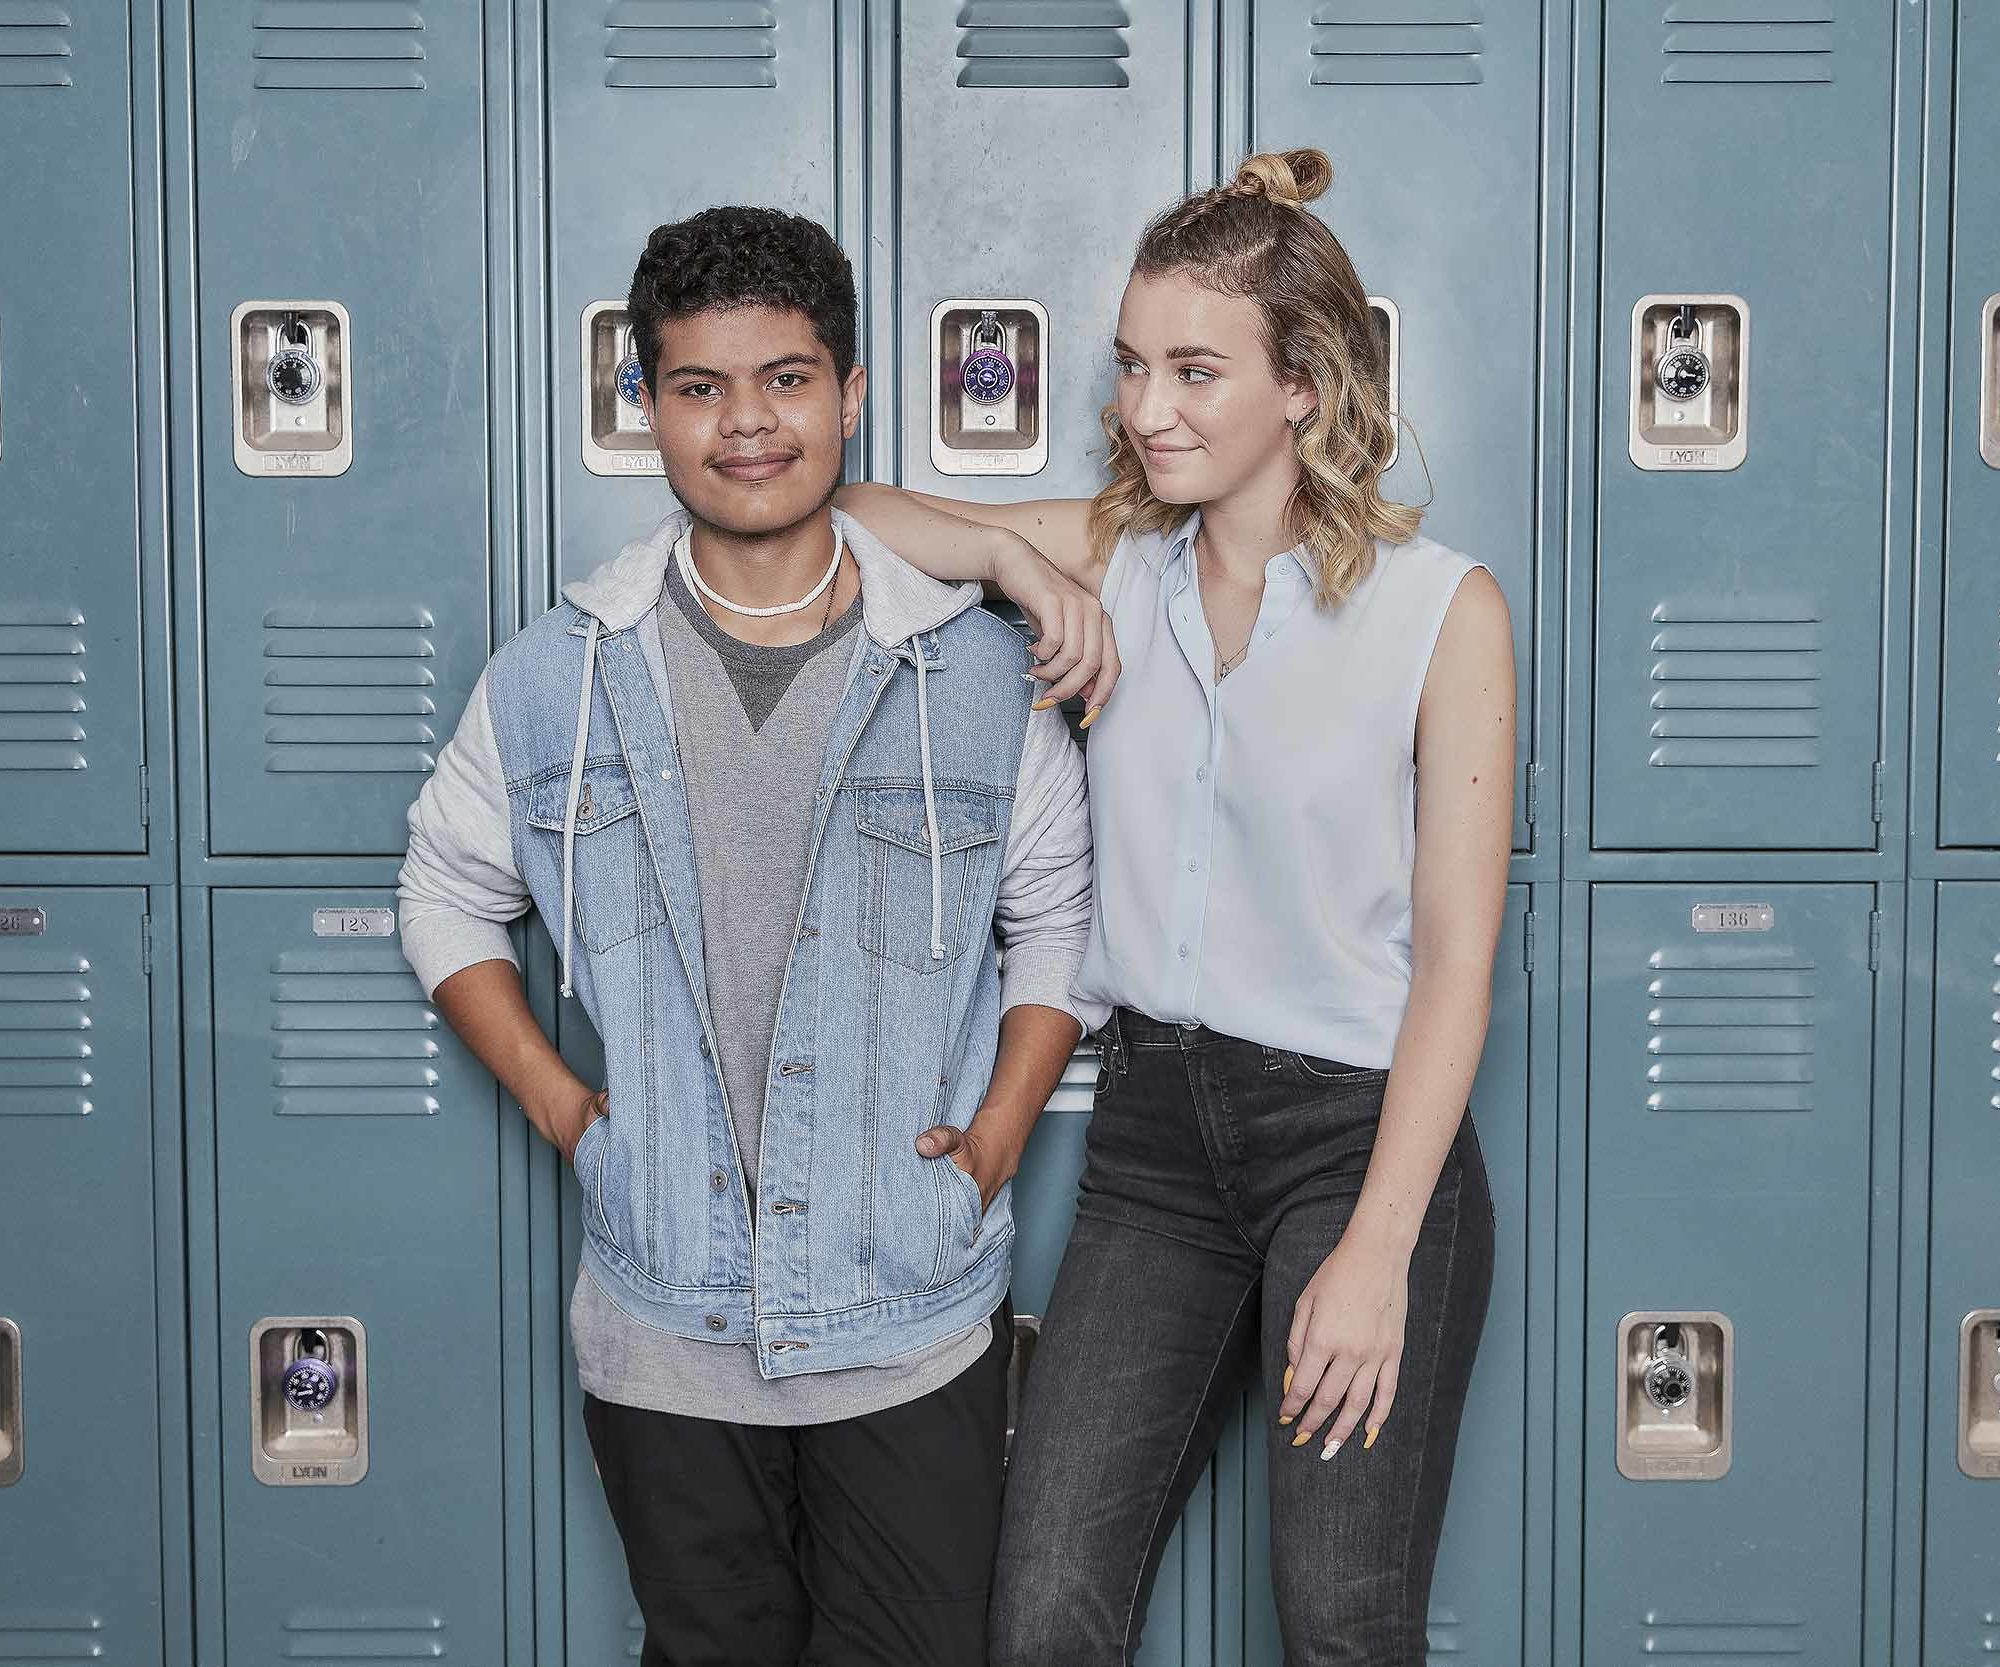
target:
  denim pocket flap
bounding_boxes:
[524,760,640,834]
[856,786,1002,857]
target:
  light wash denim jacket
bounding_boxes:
[396,509,1107,1377]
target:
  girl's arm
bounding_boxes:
[1276,567,1516,1455]
[834,484,1119,715]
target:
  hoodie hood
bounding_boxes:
[560,505,986,648]
[549,505,991,1001]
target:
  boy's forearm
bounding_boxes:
[431,958,594,1150]
[970,1001,1084,1179]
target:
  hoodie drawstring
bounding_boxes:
[912,636,946,963]
[559,616,602,999]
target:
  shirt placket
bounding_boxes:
[1163,543,1221,1017]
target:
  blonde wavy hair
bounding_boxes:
[1087,148,1422,607]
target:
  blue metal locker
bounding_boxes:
[1251,0,1551,852]
[893,4,1191,502]
[549,0,837,585]
[1935,1,2000,847]
[0,888,162,1659]
[1923,883,2000,1662]
[1591,9,1894,850]
[208,889,508,1662]
[192,2,493,855]
[0,9,150,852]
[1235,887,1534,1664]
[1583,884,1876,1664]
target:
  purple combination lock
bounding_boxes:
[282,1330,340,1413]
[961,310,1015,405]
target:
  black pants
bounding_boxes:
[990,1009,1496,1666]
[581,1298,1012,1667]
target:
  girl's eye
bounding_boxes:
[1116,358,1143,376]
[1179,366,1215,384]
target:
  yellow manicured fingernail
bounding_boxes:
[1283,1366,1294,1394]
[1277,1414,1293,1427]
[1030,697,1057,711]
[1079,706,1101,730]
[1290,1428,1311,1448]
[1363,1424,1379,1449]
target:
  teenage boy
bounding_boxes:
[395,206,1105,1666]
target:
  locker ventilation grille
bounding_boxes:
[0,4,73,89]
[956,1,1130,90]
[252,2,427,93]
[624,1614,646,1657]
[0,944,95,1118]
[268,945,443,1116]
[282,1609,448,1658]
[0,1614,107,1650]
[1310,4,1483,87]
[603,1,777,90]
[1988,951,2000,1111]
[1662,2,1833,85]
[1647,604,1821,771]
[262,604,439,776]
[1637,1614,1807,1653]
[0,607,88,776]
[1644,947,1816,1113]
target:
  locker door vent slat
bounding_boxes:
[603,1,777,90]
[268,946,443,1116]
[0,1612,108,1654]
[1635,1613,1807,1654]
[1662,2,1834,85]
[262,605,439,775]
[956,1,1130,90]
[252,1,426,92]
[1644,952,1817,1113]
[0,2,70,89]
[1647,605,1823,770]
[1311,4,1482,87]
[0,607,88,775]
[0,947,94,1118]
[281,1608,447,1659]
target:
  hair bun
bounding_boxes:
[1228,148,1333,209]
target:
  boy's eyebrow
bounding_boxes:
[660,352,823,381]
[1111,338,1232,361]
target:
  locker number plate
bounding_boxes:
[0,907,46,936]
[1691,903,1774,933]
[313,907,395,938]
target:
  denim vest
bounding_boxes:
[483,511,1033,1377]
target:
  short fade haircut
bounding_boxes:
[627,205,858,395]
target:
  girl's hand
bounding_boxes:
[992,539,1121,723]
[1276,1228,1410,1458]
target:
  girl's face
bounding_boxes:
[1112,268,1316,507]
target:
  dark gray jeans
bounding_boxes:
[991,1008,1495,1666]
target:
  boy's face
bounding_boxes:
[638,305,865,538]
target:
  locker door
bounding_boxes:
[1936,2,2000,846]
[1252,1,1546,852]
[1925,884,2000,1662]
[549,1,837,582]
[1584,884,1875,1664]
[194,3,492,854]
[1239,888,1533,1664]
[0,889,160,1660]
[211,890,506,1663]
[0,12,148,852]
[895,5,1191,502]
[1592,11,1893,849]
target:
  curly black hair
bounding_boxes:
[626,206,857,396]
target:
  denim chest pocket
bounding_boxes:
[854,785,1004,974]
[522,761,665,953]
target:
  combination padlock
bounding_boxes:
[1641,1323,1694,1412]
[281,1329,340,1413]
[1653,305,1710,404]
[960,310,1015,405]
[614,326,650,426]
[266,316,324,406]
